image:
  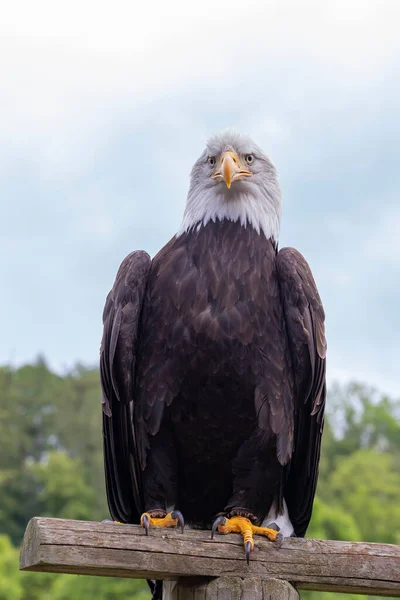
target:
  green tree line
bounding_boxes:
[0,359,399,599]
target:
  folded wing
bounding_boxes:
[100,250,151,523]
[277,247,327,537]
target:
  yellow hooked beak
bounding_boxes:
[212,151,253,189]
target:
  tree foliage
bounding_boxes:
[0,360,399,599]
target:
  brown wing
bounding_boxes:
[100,250,151,523]
[276,247,327,537]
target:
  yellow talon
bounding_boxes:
[140,512,177,528]
[252,523,280,542]
[212,515,281,563]
[140,510,185,535]
[101,519,122,525]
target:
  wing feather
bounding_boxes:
[277,247,326,536]
[100,250,151,523]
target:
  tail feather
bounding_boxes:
[147,579,162,599]
[148,579,177,600]
[161,581,177,599]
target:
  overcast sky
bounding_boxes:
[1,0,399,396]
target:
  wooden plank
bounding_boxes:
[20,518,400,597]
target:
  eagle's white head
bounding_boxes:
[178,130,282,242]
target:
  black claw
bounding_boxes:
[275,532,284,548]
[171,510,185,533]
[142,514,150,536]
[245,540,252,565]
[211,515,226,539]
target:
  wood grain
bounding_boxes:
[19,518,400,597]
[170,577,299,599]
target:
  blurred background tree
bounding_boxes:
[0,360,399,599]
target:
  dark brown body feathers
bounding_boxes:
[101,219,326,537]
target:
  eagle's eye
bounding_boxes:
[208,156,216,167]
[245,154,255,165]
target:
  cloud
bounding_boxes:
[1,0,399,177]
[1,0,400,399]
[77,214,115,238]
[364,210,400,265]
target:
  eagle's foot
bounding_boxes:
[140,510,184,535]
[211,515,282,564]
[101,519,122,524]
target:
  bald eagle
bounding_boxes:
[100,131,326,598]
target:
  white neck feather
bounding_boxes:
[177,180,282,241]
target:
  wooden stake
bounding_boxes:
[171,577,299,599]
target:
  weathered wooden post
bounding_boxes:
[20,518,400,598]
[169,577,299,599]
